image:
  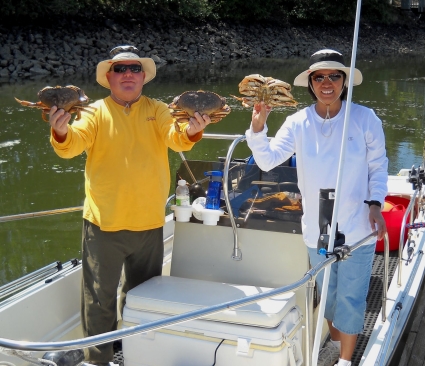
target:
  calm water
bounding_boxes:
[0,56,424,286]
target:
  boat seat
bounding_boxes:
[125,275,296,328]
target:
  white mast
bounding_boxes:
[311,0,364,365]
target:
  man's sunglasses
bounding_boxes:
[109,45,139,58]
[111,64,143,73]
[311,73,343,83]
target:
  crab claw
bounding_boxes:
[15,97,43,108]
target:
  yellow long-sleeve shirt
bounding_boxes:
[50,95,201,231]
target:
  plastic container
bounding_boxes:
[376,196,410,252]
[202,208,224,226]
[204,171,223,210]
[176,179,190,206]
[192,197,206,221]
[170,205,193,222]
[122,276,303,366]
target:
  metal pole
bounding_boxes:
[222,135,246,261]
[311,0,364,364]
[398,190,418,285]
[382,233,389,322]
[305,278,316,366]
[0,234,375,352]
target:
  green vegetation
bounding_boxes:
[0,0,403,25]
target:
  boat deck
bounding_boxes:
[112,250,401,366]
[113,341,124,366]
[353,250,399,365]
[398,270,425,366]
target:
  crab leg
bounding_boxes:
[41,111,50,122]
[271,95,297,102]
[72,105,97,110]
[268,100,299,107]
[14,98,45,108]
[68,107,97,118]
[175,118,191,122]
[267,78,291,89]
[174,121,184,133]
[210,111,230,117]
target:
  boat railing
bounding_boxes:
[0,133,399,364]
[222,134,246,260]
[398,189,419,285]
[0,196,177,302]
[376,234,424,366]
[0,231,388,366]
[0,259,80,304]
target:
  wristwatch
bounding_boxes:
[364,200,382,208]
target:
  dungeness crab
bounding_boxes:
[232,74,298,108]
[168,90,231,133]
[15,85,96,122]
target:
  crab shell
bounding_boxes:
[15,85,96,122]
[168,90,231,133]
[38,85,89,111]
[232,74,298,108]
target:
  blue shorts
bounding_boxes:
[307,244,375,334]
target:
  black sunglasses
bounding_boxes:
[109,45,139,58]
[111,64,143,73]
[311,73,343,83]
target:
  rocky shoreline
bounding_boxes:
[1,14,425,81]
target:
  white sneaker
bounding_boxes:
[317,341,341,366]
[336,361,352,366]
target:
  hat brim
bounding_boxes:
[293,61,363,87]
[96,57,156,89]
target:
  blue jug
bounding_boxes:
[204,170,223,210]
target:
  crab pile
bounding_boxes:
[232,74,298,108]
[15,85,96,122]
[168,90,231,133]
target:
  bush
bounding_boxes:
[212,0,285,21]
[286,0,356,24]
[0,0,407,24]
[1,0,90,18]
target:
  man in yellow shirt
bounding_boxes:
[49,45,210,366]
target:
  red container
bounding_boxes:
[376,196,410,252]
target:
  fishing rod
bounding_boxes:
[0,207,83,223]
[311,0,364,365]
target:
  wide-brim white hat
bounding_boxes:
[96,51,156,89]
[294,49,363,87]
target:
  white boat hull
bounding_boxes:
[1,172,424,366]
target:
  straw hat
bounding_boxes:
[96,46,156,89]
[294,49,363,87]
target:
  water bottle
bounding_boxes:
[204,171,223,210]
[176,179,190,206]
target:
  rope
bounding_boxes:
[0,347,57,366]
[110,91,142,115]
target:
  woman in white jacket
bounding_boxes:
[246,49,388,366]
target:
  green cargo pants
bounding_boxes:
[80,219,163,364]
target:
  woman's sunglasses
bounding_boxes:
[311,73,343,83]
[109,45,139,58]
[111,64,143,73]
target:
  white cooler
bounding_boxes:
[122,276,303,366]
